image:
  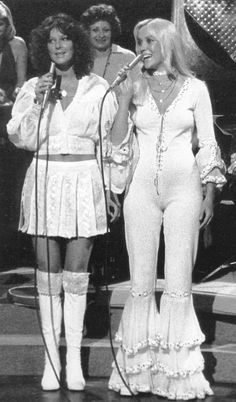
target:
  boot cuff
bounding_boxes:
[37,270,62,295]
[63,271,89,295]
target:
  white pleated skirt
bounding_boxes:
[19,158,107,238]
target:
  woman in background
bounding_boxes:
[0,1,27,232]
[0,1,27,100]
[108,18,226,399]
[80,3,137,94]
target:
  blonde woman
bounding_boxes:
[108,18,226,399]
[0,1,27,100]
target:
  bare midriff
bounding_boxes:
[36,154,96,162]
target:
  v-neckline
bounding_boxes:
[148,77,191,116]
[59,80,79,113]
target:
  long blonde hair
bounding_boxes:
[0,1,16,41]
[132,18,193,105]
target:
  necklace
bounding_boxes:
[102,47,112,78]
[61,89,67,98]
[153,71,167,77]
[150,80,175,94]
[150,78,177,104]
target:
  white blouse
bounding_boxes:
[7,73,119,155]
[7,72,132,194]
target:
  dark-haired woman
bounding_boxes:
[80,4,137,95]
[7,13,128,392]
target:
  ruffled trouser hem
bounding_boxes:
[108,291,213,400]
[109,360,213,400]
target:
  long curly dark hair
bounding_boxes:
[80,4,121,41]
[29,13,93,77]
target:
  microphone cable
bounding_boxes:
[33,97,73,402]
[97,88,142,401]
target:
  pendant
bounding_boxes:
[153,71,167,76]
[159,99,163,103]
[61,89,67,98]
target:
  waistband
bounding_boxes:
[34,154,96,162]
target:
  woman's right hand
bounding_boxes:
[117,68,134,104]
[34,72,54,104]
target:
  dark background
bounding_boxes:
[4,0,172,67]
[0,0,236,283]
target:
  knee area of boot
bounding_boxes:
[62,271,89,295]
[37,270,63,295]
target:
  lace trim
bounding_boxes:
[163,290,190,298]
[159,334,205,350]
[109,383,213,399]
[148,78,191,117]
[115,333,162,355]
[115,332,205,353]
[130,288,153,297]
[62,271,89,295]
[149,78,191,192]
[202,174,226,185]
[113,357,204,378]
[200,143,225,180]
[151,359,204,378]
[112,359,153,375]
[37,270,62,295]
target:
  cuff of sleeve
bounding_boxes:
[201,169,226,189]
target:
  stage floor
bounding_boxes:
[0,376,235,402]
[0,268,236,401]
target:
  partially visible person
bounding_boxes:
[7,13,129,392]
[108,18,226,399]
[0,2,28,229]
[80,3,138,281]
[228,153,236,175]
[0,1,27,100]
[80,3,138,93]
[0,87,12,105]
[0,87,12,145]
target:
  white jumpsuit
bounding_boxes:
[109,77,226,399]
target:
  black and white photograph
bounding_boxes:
[0,1,236,401]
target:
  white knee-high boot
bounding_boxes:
[63,271,89,391]
[37,270,63,391]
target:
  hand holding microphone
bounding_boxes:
[34,62,55,109]
[108,54,143,91]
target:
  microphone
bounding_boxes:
[108,54,143,90]
[51,74,62,100]
[41,62,55,110]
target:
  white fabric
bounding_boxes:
[108,77,218,399]
[7,74,117,155]
[124,77,226,194]
[7,73,133,196]
[63,272,89,391]
[37,271,62,391]
[19,159,107,238]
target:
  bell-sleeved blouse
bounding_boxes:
[7,73,133,193]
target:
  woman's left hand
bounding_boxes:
[199,182,216,229]
[199,195,214,229]
[106,191,121,223]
